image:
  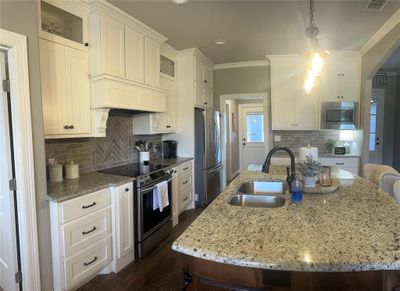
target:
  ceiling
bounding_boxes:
[109,0,400,64]
[381,45,400,72]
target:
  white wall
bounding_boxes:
[225,99,239,179]
[0,1,51,289]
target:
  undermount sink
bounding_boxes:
[227,194,286,208]
[227,180,287,208]
[237,180,287,195]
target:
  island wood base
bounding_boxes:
[180,254,400,291]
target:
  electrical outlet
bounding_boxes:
[274,135,281,142]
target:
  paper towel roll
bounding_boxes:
[65,161,79,179]
[299,145,319,161]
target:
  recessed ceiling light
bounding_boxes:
[215,39,226,45]
[171,0,189,4]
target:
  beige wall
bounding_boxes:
[213,66,269,111]
[0,1,52,290]
[225,99,239,178]
[394,75,400,171]
[361,22,400,163]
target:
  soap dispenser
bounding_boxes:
[291,172,303,204]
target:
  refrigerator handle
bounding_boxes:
[202,109,207,158]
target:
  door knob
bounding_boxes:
[242,143,246,146]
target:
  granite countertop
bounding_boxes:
[47,157,193,203]
[272,152,361,158]
[172,166,400,272]
[47,172,135,202]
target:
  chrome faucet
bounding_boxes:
[262,146,296,192]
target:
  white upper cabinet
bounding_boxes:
[318,52,361,102]
[39,0,89,51]
[270,56,317,130]
[125,26,145,82]
[40,39,91,138]
[100,15,125,77]
[144,37,161,86]
[195,55,213,88]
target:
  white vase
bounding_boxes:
[303,176,316,188]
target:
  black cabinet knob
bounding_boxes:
[64,125,69,129]
[69,125,74,129]
[125,188,129,192]
[84,43,89,47]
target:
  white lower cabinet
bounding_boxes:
[320,157,360,176]
[51,183,135,290]
[111,183,135,273]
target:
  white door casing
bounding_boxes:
[0,49,20,291]
[239,104,266,171]
[369,89,385,164]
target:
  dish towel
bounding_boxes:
[152,181,169,212]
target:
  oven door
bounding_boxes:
[321,102,358,129]
[137,177,172,242]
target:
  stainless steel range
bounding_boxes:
[100,163,173,258]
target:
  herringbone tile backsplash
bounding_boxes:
[45,114,162,174]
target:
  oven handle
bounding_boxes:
[140,177,173,193]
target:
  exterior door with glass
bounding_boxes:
[239,104,265,170]
[369,89,385,164]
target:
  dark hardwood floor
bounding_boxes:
[78,208,203,291]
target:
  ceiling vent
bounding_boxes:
[364,0,389,12]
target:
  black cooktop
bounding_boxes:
[99,162,168,177]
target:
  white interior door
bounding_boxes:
[0,50,20,291]
[239,105,265,170]
[369,89,385,164]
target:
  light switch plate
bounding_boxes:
[274,135,281,142]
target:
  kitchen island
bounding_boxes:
[172,166,400,290]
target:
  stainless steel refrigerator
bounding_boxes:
[194,108,222,207]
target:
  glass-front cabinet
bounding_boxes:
[39,0,89,51]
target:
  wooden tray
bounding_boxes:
[303,180,339,194]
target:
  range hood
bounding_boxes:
[91,75,168,137]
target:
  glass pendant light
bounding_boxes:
[304,0,329,93]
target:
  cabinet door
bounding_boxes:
[101,15,125,77]
[115,184,134,259]
[194,56,203,83]
[144,37,160,86]
[156,77,177,131]
[319,54,341,101]
[65,47,91,134]
[270,57,295,130]
[340,54,360,102]
[203,86,213,108]
[125,27,144,83]
[294,76,317,130]
[194,81,204,107]
[39,40,68,135]
[203,64,213,88]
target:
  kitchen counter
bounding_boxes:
[172,166,400,272]
[47,157,193,203]
[47,172,134,202]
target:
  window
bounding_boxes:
[246,114,264,142]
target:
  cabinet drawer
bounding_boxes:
[178,172,192,191]
[61,189,111,224]
[62,207,111,257]
[64,236,112,290]
[178,161,192,174]
[320,157,360,168]
[179,187,192,213]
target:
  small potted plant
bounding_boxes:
[298,155,322,187]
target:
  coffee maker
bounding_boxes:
[163,140,177,159]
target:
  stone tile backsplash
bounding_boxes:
[45,113,162,174]
[273,130,341,154]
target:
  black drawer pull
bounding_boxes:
[83,256,97,266]
[183,197,189,202]
[166,125,171,128]
[82,226,96,235]
[204,80,207,83]
[82,201,96,209]
[183,167,189,171]
[183,180,189,185]
[336,162,345,165]
[204,102,208,105]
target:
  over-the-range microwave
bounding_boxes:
[321,102,359,130]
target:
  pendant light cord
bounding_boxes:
[309,0,314,27]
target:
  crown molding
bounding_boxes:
[360,8,400,56]
[214,60,269,70]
